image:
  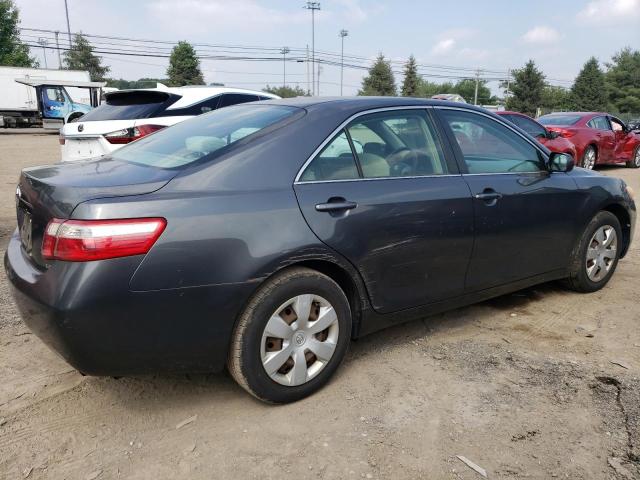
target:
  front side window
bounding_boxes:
[610,117,625,132]
[346,110,448,178]
[440,109,545,174]
[113,104,299,169]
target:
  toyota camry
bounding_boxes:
[5,97,636,403]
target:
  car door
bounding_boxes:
[590,116,615,162]
[609,116,631,161]
[435,107,584,292]
[294,108,474,314]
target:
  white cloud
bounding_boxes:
[522,26,561,44]
[578,0,640,22]
[431,39,456,55]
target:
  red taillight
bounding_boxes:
[59,134,65,145]
[104,124,165,144]
[547,127,576,138]
[41,218,166,262]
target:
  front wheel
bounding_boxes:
[627,146,640,168]
[228,267,351,403]
[581,145,597,169]
[563,211,622,293]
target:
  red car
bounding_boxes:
[497,111,577,160]
[538,112,640,169]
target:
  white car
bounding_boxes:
[60,84,279,162]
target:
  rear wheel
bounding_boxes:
[581,145,597,169]
[627,146,640,168]
[228,267,351,403]
[564,211,621,293]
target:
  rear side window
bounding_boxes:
[588,116,611,130]
[218,94,260,109]
[503,114,546,138]
[299,131,360,182]
[80,91,177,121]
[112,105,299,169]
[538,114,582,126]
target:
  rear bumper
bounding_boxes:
[4,230,257,375]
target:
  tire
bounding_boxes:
[581,145,597,169]
[563,211,622,293]
[228,267,351,403]
[626,146,640,168]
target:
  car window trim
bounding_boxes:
[432,106,550,175]
[294,106,457,184]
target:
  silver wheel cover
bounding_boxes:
[586,225,617,282]
[583,148,596,169]
[260,294,339,387]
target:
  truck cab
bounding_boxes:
[40,85,93,126]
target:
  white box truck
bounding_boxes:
[0,67,95,127]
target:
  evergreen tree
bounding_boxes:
[571,57,607,111]
[605,47,640,113]
[358,53,397,96]
[63,34,109,81]
[167,41,204,86]
[263,85,309,98]
[506,60,545,117]
[540,85,572,112]
[401,55,419,96]
[0,0,38,67]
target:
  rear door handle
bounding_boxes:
[474,192,503,201]
[315,199,358,212]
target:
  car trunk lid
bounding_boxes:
[15,157,176,267]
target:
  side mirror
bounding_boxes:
[549,152,574,173]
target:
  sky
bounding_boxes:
[14,0,640,97]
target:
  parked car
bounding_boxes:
[59,85,279,162]
[538,112,640,169]
[496,111,577,160]
[6,98,636,403]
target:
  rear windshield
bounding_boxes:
[79,91,177,121]
[112,104,299,169]
[538,114,582,126]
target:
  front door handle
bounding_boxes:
[315,198,358,212]
[474,189,503,205]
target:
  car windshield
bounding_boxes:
[112,104,299,169]
[538,114,582,126]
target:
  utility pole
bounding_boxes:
[55,31,62,69]
[474,68,481,106]
[38,38,48,69]
[339,29,348,96]
[505,68,511,103]
[317,65,323,96]
[304,2,320,96]
[280,47,290,87]
[306,45,310,95]
[64,0,72,47]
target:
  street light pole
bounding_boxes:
[280,47,290,87]
[303,2,320,96]
[55,31,62,68]
[339,29,348,96]
[64,0,72,47]
[38,38,48,69]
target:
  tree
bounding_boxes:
[263,85,309,98]
[0,0,38,67]
[63,34,109,81]
[167,41,204,86]
[605,47,640,113]
[506,60,545,116]
[540,85,572,112]
[106,78,169,89]
[358,53,397,96]
[416,79,455,98]
[454,78,494,104]
[401,55,419,97]
[571,57,607,111]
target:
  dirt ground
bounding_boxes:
[0,129,638,480]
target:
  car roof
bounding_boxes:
[540,112,607,118]
[256,96,488,114]
[108,85,279,110]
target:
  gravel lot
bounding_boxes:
[0,130,638,479]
